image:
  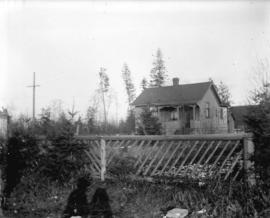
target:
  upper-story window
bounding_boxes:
[220,108,224,120]
[205,102,210,118]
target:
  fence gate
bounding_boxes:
[76,133,255,184]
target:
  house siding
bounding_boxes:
[198,87,228,133]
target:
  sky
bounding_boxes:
[1,0,270,121]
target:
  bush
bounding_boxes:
[245,103,270,181]
[3,128,40,197]
[107,156,137,181]
[37,115,89,184]
[136,107,162,135]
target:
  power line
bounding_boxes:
[27,72,40,120]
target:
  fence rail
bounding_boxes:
[75,133,255,184]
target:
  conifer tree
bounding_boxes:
[137,107,162,135]
[141,78,148,90]
[149,48,168,87]
[122,63,136,107]
[216,81,232,106]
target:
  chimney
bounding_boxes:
[172,77,179,86]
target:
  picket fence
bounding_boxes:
[75,133,255,185]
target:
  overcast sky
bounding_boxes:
[1,0,270,121]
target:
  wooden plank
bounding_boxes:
[150,141,174,176]
[243,137,256,185]
[167,141,189,175]
[88,141,101,160]
[218,140,240,175]
[188,141,206,165]
[107,140,129,165]
[90,140,101,159]
[175,141,200,175]
[129,139,139,148]
[143,141,167,176]
[131,140,145,159]
[233,164,243,181]
[159,141,182,175]
[203,140,222,166]
[224,150,243,180]
[106,140,118,160]
[136,140,159,175]
[100,138,106,181]
[134,140,151,167]
[209,141,231,171]
[84,150,101,172]
[197,141,215,165]
[75,133,251,141]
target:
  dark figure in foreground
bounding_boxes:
[90,188,113,218]
[62,177,91,218]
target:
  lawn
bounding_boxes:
[3,176,270,218]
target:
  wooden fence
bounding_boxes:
[75,133,255,185]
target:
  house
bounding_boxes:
[230,105,260,132]
[133,78,229,135]
[0,108,9,139]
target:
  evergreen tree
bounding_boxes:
[122,63,136,107]
[137,107,162,135]
[149,48,168,87]
[245,59,270,180]
[216,81,232,106]
[141,78,148,90]
[86,106,97,134]
[40,114,88,183]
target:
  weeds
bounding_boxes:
[3,177,270,218]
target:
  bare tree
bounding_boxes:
[49,99,64,121]
[98,67,110,128]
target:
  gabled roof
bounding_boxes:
[133,81,220,106]
[230,105,260,126]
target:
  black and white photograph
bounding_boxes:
[0,0,270,217]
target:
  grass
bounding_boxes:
[3,176,270,218]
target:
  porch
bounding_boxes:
[156,105,201,135]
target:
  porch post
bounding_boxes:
[192,105,196,121]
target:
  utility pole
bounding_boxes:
[27,72,40,120]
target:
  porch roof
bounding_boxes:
[133,81,214,106]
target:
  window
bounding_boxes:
[220,108,224,120]
[150,107,158,117]
[205,102,210,118]
[170,110,177,120]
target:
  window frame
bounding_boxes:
[205,102,210,119]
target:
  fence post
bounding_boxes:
[100,138,106,181]
[243,135,256,185]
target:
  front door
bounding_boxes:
[182,106,192,128]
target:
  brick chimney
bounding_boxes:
[172,77,179,86]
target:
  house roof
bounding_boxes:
[133,81,219,106]
[230,105,259,126]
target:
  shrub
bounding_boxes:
[245,103,270,181]
[37,115,89,184]
[3,128,40,197]
[136,107,162,135]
